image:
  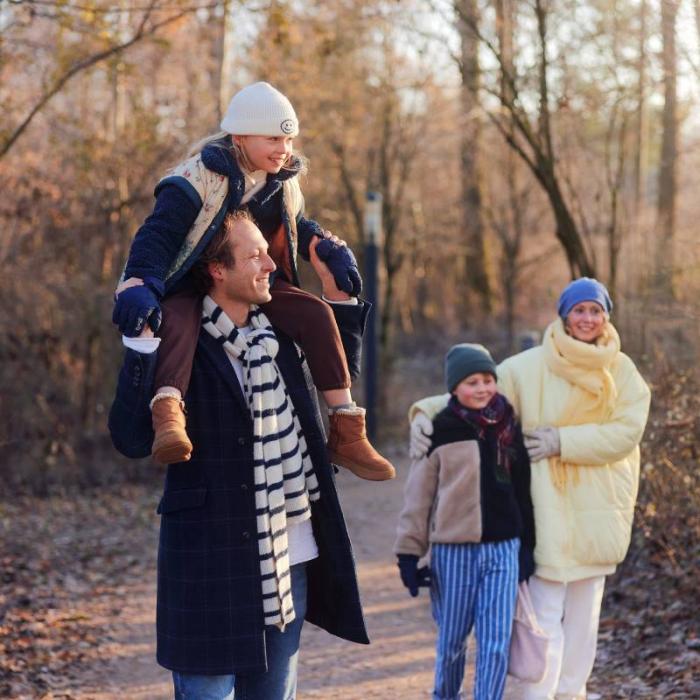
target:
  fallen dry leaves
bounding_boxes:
[0,483,160,699]
[1,370,699,698]
[587,368,700,699]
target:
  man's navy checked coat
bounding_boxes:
[109,303,370,675]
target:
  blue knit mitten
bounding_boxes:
[314,238,362,296]
[113,277,164,337]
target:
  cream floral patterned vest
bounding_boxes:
[161,154,303,282]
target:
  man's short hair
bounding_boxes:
[190,210,254,295]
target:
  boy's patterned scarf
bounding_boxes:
[449,393,518,478]
[201,296,320,631]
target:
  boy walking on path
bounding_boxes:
[395,344,535,700]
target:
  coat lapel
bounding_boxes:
[197,330,250,417]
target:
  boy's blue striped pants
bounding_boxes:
[430,539,519,700]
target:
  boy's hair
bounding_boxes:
[190,210,254,295]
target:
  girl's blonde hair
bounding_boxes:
[186,130,307,176]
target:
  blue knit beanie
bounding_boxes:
[557,277,613,319]
[445,344,497,393]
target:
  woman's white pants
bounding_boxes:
[522,575,606,700]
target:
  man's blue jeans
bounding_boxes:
[172,563,308,700]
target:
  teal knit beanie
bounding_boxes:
[445,344,497,392]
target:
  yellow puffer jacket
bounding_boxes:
[410,340,650,583]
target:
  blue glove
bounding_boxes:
[397,554,432,597]
[112,277,164,337]
[314,238,362,296]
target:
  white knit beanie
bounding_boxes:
[220,82,299,137]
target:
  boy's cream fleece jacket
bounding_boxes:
[410,343,650,583]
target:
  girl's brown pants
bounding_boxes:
[155,278,352,395]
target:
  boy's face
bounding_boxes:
[452,372,497,410]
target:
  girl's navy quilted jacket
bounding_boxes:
[124,139,323,291]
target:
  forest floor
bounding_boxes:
[1,370,699,699]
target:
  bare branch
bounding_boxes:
[331,141,364,244]
[484,107,539,181]
[10,0,222,12]
[1,2,209,158]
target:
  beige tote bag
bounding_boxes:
[508,581,549,683]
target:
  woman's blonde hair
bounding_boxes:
[186,130,307,176]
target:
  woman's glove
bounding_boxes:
[523,426,560,462]
[397,554,432,597]
[112,276,164,337]
[409,413,434,459]
[314,238,362,296]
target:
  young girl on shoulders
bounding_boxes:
[113,82,394,480]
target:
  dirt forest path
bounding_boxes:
[7,449,521,699]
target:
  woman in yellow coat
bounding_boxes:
[409,278,650,700]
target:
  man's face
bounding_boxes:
[211,219,276,307]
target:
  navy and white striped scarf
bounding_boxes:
[202,297,320,630]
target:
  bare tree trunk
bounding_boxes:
[378,97,402,355]
[495,0,513,105]
[496,0,517,348]
[503,239,518,351]
[606,112,627,301]
[217,0,235,120]
[633,0,648,207]
[656,0,678,297]
[456,0,491,314]
[537,157,595,278]
[535,0,594,278]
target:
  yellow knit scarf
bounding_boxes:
[541,318,620,490]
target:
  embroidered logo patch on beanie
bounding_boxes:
[280,119,296,135]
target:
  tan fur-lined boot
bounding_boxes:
[327,407,395,481]
[151,394,193,465]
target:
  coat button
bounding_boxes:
[237,437,246,446]
[240,483,248,492]
[242,531,251,541]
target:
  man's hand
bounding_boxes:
[112,276,164,337]
[409,413,434,459]
[523,426,561,462]
[397,554,432,597]
[309,237,352,301]
[313,231,362,297]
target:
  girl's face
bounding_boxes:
[453,372,497,410]
[234,135,294,174]
[565,301,607,343]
